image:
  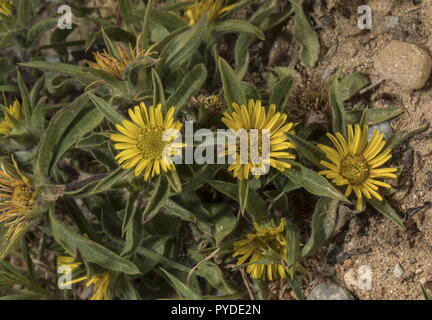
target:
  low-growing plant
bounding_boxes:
[0,0,426,300]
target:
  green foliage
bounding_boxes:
[0,0,423,301]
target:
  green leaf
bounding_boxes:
[219,57,247,108]
[142,176,171,223]
[339,72,369,101]
[88,93,126,125]
[367,198,405,230]
[290,1,319,68]
[65,168,130,198]
[49,209,140,275]
[158,15,207,69]
[287,134,325,168]
[34,95,104,178]
[282,162,349,203]
[285,219,301,267]
[269,75,294,111]
[121,195,141,258]
[167,64,207,113]
[211,204,237,243]
[301,198,339,257]
[17,70,31,124]
[162,199,197,223]
[151,69,165,106]
[101,28,119,60]
[212,20,265,40]
[238,179,249,214]
[160,268,202,300]
[329,74,347,136]
[385,125,428,150]
[420,284,431,300]
[136,247,189,273]
[28,18,58,43]
[346,107,404,126]
[208,180,267,222]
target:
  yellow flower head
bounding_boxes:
[85,272,111,300]
[318,124,398,211]
[86,33,153,80]
[57,256,111,300]
[0,159,35,241]
[221,99,296,180]
[0,0,12,19]
[111,103,184,181]
[184,0,236,26]
[233,219,288,281]
[0,100,22,135]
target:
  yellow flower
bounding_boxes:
[0,159,36,241]
[233,219,288,281]
[221,99,296,180]
[184,0,237,26]
[86,33,153,80]
[111,103,184,181]
[57,256,112,300]
[0,0,12,19]
[0,100,22,135]
[318,124,398,211]
[85,273,111,300]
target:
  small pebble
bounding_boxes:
[393,263,405,278]
[343,259,354,269]
[415,269,423,275]
[409,258,417,264]
[307,282,354,300]
[368,122,393,141]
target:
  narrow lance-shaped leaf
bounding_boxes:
[329,74,347,136]
[385,125,427,150]
[151,69,165,106]
[269,75,294,112]
[167,64,207,114]
[282,161,349,203]
[339,72,369,101]
[208,180,267,222]
[289,1,319,68]
[212,20,265,40]
[238,179,249,215]
[142,175,171,223]
[88,93,126,125]
[160,268,202,300]
[301,197,339,258]
[287,134,325,168]
[49,209,140,275]
[346,107,404,126]
[218,57,247,109]
[367,198,405,230]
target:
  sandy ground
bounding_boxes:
[301,0,432,300]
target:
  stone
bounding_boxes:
[374,40,432,90]
[307,282,354,300]
[393,263,405,278]
[344,268,358,291]
[343,259,354,269]
[368,122,393,140]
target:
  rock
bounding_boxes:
[415,268,423,275]
[374,41,432,90]
[409,258,417,264]
[307,282,354,300]
[402,272,415,281]
[368,122,393,140]
[393,263,405,278]
[343,259,354,269]
[344,268,358,291]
